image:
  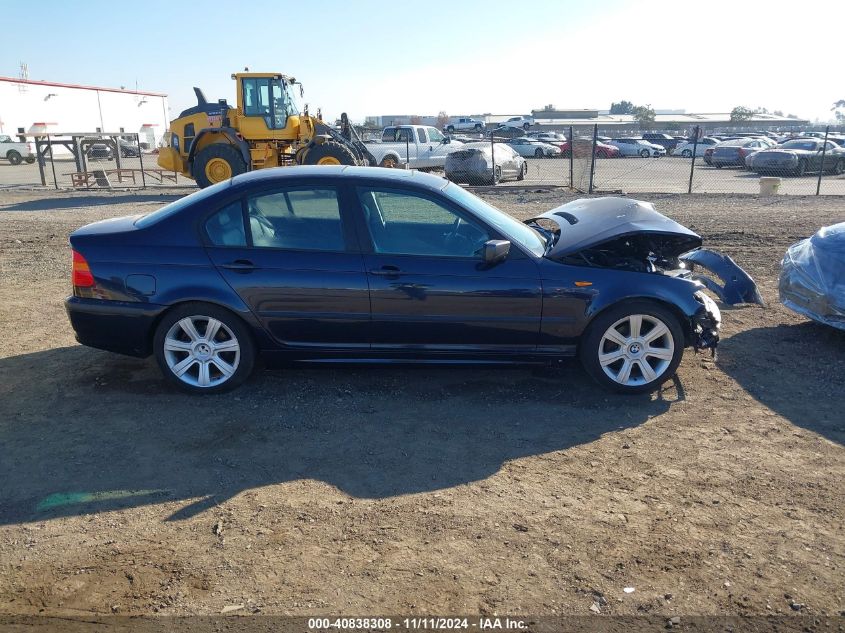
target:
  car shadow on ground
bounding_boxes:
[0,345,683,526]
[0,194,184,212]
[717,321,845,446]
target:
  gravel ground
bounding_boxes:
[0,187,843,621]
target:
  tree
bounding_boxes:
[632,104,656,127]
[610,100,633,115]
[730,106,754,122]
[436,111,449,129]
[773,110,784,117]
[832,100,845,122]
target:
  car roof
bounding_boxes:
[229,165,450,192]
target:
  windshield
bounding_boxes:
[442,183,545,257]
[135,181,231,227]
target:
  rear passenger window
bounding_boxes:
[247,188,345,251]
[205,201,246,247]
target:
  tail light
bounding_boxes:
[71,250,95,287]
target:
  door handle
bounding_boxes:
[221,259,257,271]
[370,265,402,277]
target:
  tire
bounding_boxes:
[517,162,527,181]
[193,144,247,188]
[447,126,455,133]
[579,300,684,394]
[534,148,543,158]
[24,157,35,164]
[489,165,502,185]
[380,154,401,168]
[7,150,22,165]
[796,160,807,177]
[681,149,692,158]
[639,149,649,158]
[303,140,358,167]
[474,124,482,131]
[523,123,531,130]
[153,302,256,394]
[833,159,845,176]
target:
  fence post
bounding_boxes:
[816,125,829,196]
[588,124,598,194]
[490,130,496,186]
[137,133,147,189]
[687,125,700,194]
[568,125,574,189]
[405,136,410,167]
[35,136,47,186]
[47,134,58,189]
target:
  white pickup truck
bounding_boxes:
[366,125,463,169]
[0,134,36,165]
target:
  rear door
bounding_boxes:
[203,183,371,349]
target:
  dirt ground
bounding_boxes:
[0,187,843,621]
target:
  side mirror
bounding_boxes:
[442,137,450,144]
[482,239,510,265]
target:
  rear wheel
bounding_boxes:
[7,150,22,165]
[303,140,357,166]
[153,302,255,394]
[489,165,502,185]
[534,148,543,158]
[523,123,531,130]
[579,301,684,394]
[517,162,527,181]
[681,149,692,158]
[194,144,247,188]
[796,159,807,177]
[833,159,845,175]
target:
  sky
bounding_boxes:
[2,0,843,124]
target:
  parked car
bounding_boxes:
[66,166,757,394]
[779,222,845,331]
[0,134,36,164]
[607,138,666,157]
[445,142,527,185]
[368,125,463,169]
[500,116,534,130]
[86,143,114,161]
[490,125,526,140]
[560,138,620,158]
[710,138,774,169]
[118,139,141,158]
[642,133,680,154]
[752,139,845,176]
[528,131,568,146]
[445,118,486,133]
[506,137,561,158]
[673,137,720,158]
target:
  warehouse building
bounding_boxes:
[0,76,169,148]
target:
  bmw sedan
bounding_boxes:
[66,166,757,395]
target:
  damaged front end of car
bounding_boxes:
[527,197,762,355]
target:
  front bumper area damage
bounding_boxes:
[692,291,721,356]
[679,249,764,306]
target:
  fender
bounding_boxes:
[187,127,252,170]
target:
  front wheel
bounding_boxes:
[681,149,692,158]
[489,165,502,185]
[579,301,684,394]
[153,302,255,394]
[795,160,807,177]
[534,148,543,158]
[7,150,22,165]
[193,144,247,188]
[517,161,527,181]
[832,159,845,175]
[639,149,650,158]
[523,123,531,130]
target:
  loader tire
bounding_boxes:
[194,144,247,188]
[302,141,358,166]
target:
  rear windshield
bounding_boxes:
[135,180,230,227]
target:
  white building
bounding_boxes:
[0,76,169,148]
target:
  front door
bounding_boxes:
[204,185,370,349]
[354,187,542,352]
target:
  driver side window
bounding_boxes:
[358,189,488,258]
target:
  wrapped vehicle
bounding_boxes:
[780,223,845,330]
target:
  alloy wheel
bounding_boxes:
[598,314,675,387]
[163,315,241,388]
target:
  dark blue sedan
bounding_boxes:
[66,166,752,394]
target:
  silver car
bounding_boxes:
[506,137,562,158]
[445,142,527,185]
[607,138,666,157]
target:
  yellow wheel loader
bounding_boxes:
[157,72,376,187]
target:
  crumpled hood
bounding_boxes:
[536,197,701,258]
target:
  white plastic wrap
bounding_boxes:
[779,222,845,330]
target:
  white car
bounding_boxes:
[500,116,534,130]
[528,131,567,145]
[672,137,721,158]
[0,134,36,165]
[506,137,561,158]
[444,118,486,133]
[607,138,666,157]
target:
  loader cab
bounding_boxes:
[234,73,302,139]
